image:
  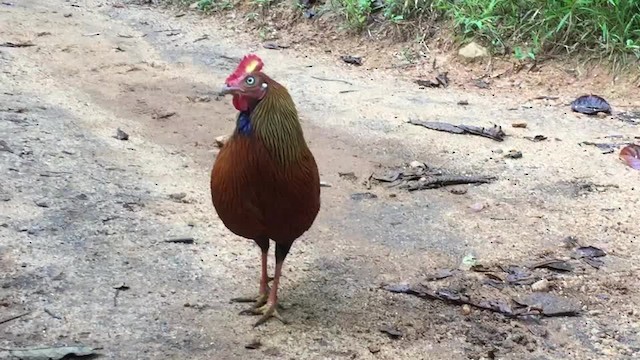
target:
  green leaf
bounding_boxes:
[460,254,477,270]
[7,346,98,360]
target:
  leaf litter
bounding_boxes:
[570,94,612,115]
[340,55,362,66]
[408,119,506,141]
[414,72,449,88]
[572,245,607,269]
[370,161,496,192]
[379,325,403,339]
[383,244,607,320]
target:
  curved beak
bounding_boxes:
[218,84,243,96]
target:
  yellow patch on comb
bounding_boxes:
[226,54,265,84]
[244,59,260,73]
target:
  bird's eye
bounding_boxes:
[245,76,256,85]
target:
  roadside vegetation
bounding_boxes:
[169,0,640,69]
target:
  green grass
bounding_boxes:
[165,0,640,68]
[195,0,234,13]
[335,0,640,67]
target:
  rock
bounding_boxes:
[531,279,550,292]
[469,202,485,212]
[512,122,528,128]
[34,198,50,208]
[215,134,230,148]
[458,42,489,60]
[505,150,523,159]
[462,304,472,315]
[27,226,42,235]
[368,345,381,354]
[244,338,261,350]
[450,187,467,195]
[0,140,13,153]
[115,128,129,141]
[409,160,425,168]
[169,192,187,201]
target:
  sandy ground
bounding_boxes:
[1,1,639,359]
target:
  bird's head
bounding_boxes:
[220,54,268,112]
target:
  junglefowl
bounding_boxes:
[211,54,321,327]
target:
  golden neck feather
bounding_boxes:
[251,79,308,166]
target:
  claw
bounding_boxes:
[230,297,259,303]
[249,303,289,327]
[231,292,269,308]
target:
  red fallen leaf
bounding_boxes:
[619,144,640,170]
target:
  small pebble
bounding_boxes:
[215,134,230,148]
[409,160,425,168]
[115,128,129,141]
[169,192,187,201]
[469,202,485,212]
[462,304,471,315]
[512,122,528,128]
[245,338,262,350]
[0,140,13,153]
[505,150,523,159]
[34,198,50,208]
[531,279,550,292]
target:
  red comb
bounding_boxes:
[225,54,264,84]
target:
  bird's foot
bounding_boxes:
[240,302,289,327]
[230,292,269,308]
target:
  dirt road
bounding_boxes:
[1,1,639,359]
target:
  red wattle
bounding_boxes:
[232,95,249,111]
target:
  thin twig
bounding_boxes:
[44,308,62,320]
[310,76,353,86]
[407,175,497,191]
[164,237,194,244]
[0,311,31,325]
[530,95,559,101]
[0,42,35,48]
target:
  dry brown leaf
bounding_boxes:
[619,144,640,170]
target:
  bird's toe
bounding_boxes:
[252,303,288,327]
[231,292,269,305]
